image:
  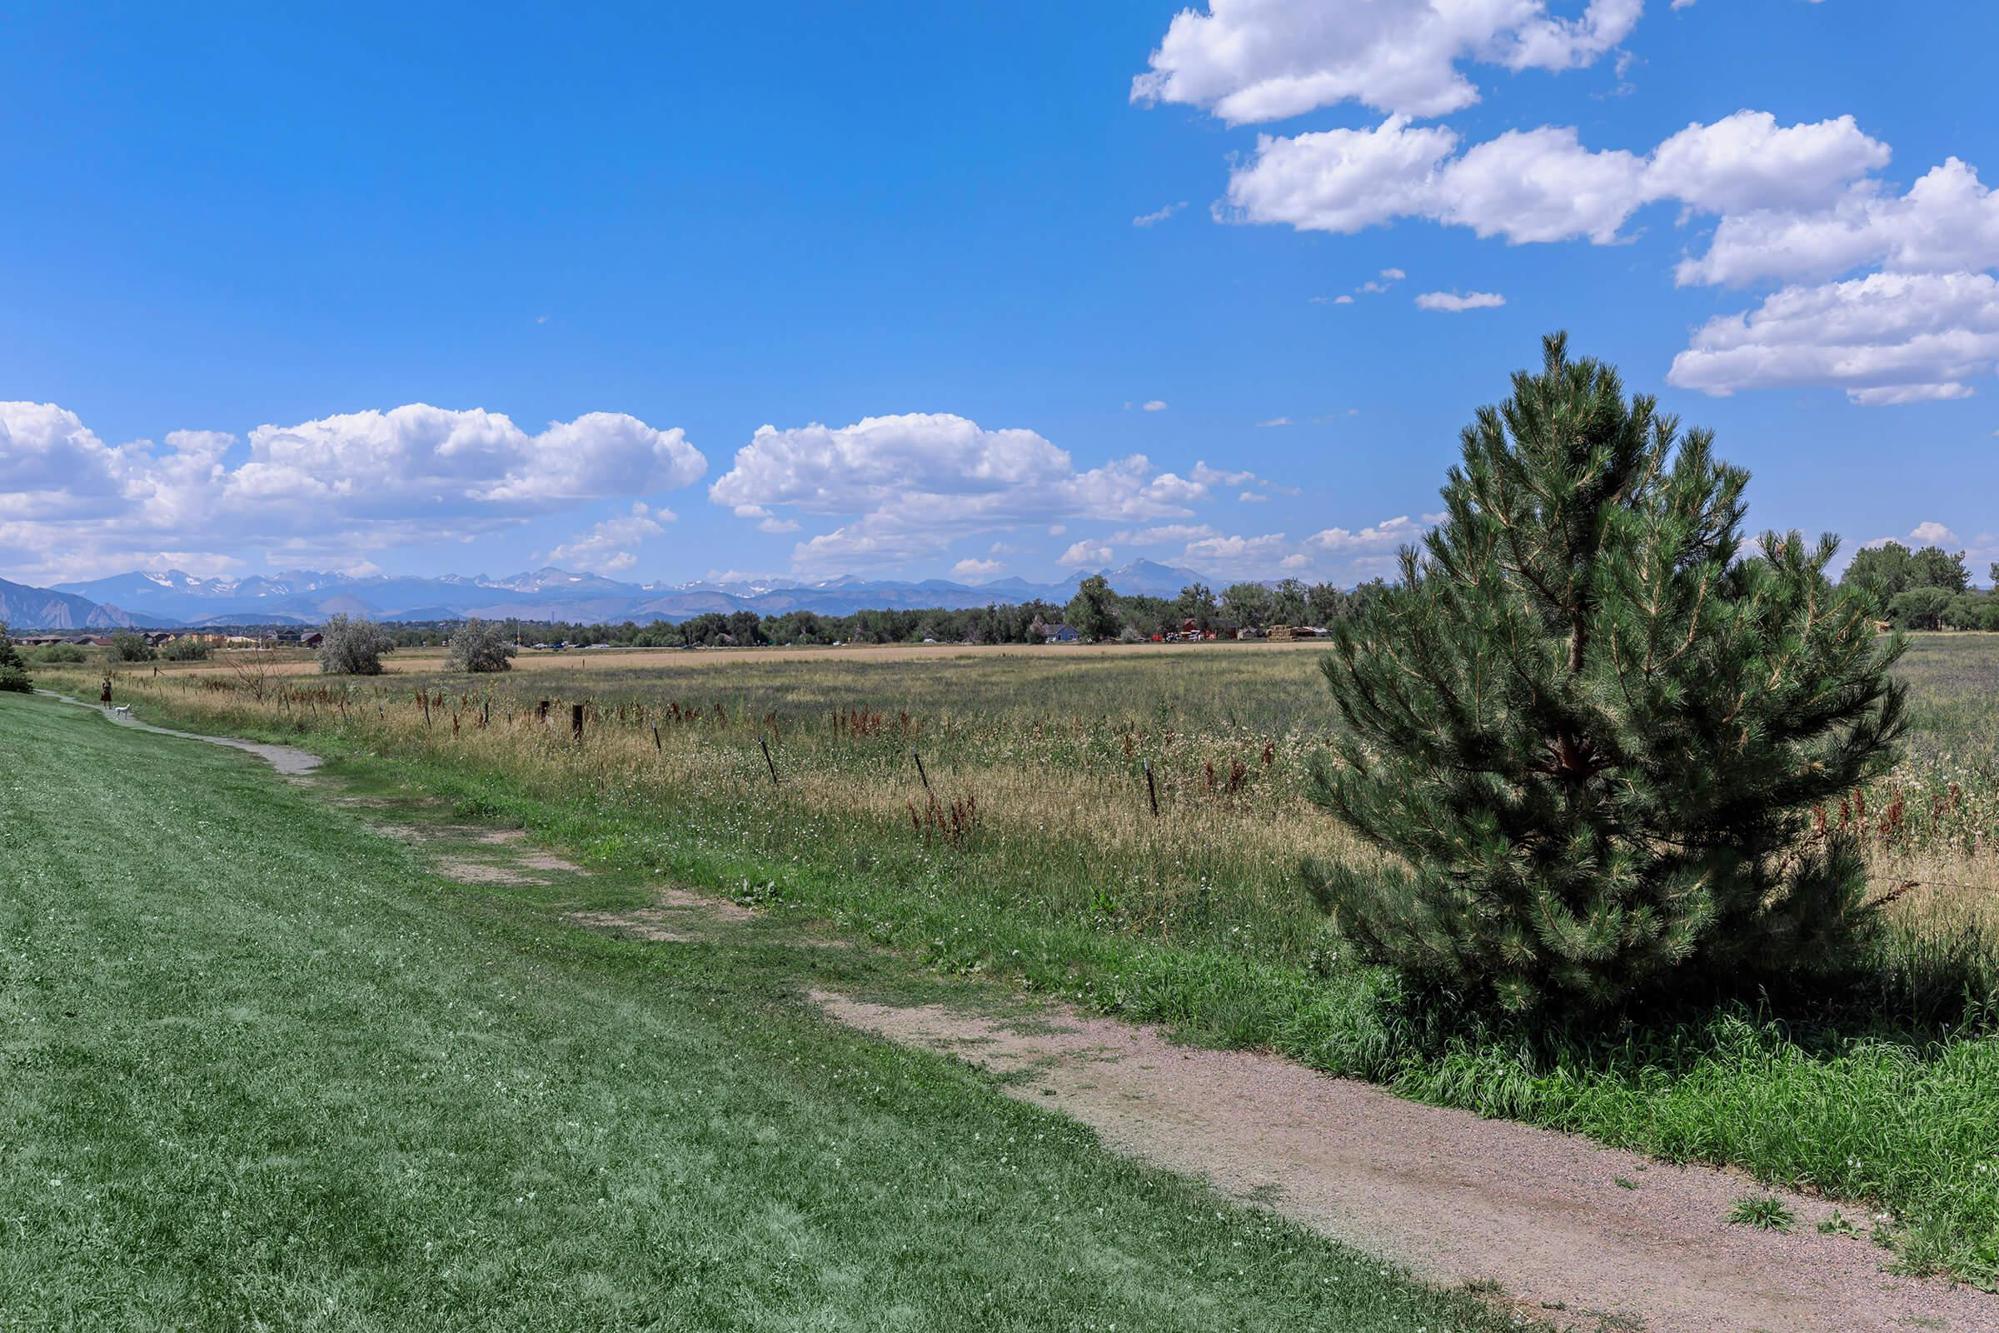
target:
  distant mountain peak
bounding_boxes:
[0,576,136,629]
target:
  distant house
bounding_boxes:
[301,631,325,648]
[1025,614,1079,644]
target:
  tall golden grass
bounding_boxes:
[61,634,1999,963]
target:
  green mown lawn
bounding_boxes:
[0,692,1506,1331]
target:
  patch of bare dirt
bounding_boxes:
[565,908,700,942]
[814,989,1996,1333]
[368,821,584,881]
[657,886,755,920]
[564,887,758,943]
[436,858,545,886]
[564,886,760,943]
[369,821,484,844]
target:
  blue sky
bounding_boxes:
[3,1,1996,589]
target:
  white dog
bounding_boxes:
[110,704,133,718]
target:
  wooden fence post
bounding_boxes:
[911,747,931,793]
[571,703,585,743]
[1143,759,1160,818]
[760,735,780,786]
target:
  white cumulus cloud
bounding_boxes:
[1440,126,1648,243]
[1643,111,1889,217]
[1666,271,1999,405]
[1415,289,1507,311]
[0,400,706,581]
[546,502,673,575]
[1132,0,1641,124]
[223,405,702,515]
[709,412,1237,574]
[1221,101,1999,403]
[1226,118,1459,234]
[1059,540,1114,568]
[951,556,1006,580]
[1225,110,1885,246]
[0,403,134,517]
[1306,514,1431,551]
[1117,523,1220,546]
[1676,157,1999,288]
[1183,530,1291,575]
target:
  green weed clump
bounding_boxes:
[1728,1196,1797,1232]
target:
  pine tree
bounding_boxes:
[1306,335,1905,1016]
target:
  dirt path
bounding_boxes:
[42,690,323,775]
[811,990,1993,1332]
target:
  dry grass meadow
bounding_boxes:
[80,633,1999,960]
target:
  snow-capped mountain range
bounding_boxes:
[27,559,1213,629]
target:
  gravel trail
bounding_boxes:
[816,989,1996,1332]
[40,690,322,774]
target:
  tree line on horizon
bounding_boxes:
[1841,544,1998,631]
[371,579,1386,651]
[15,541,1994,660]
[359,542,1994,651]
